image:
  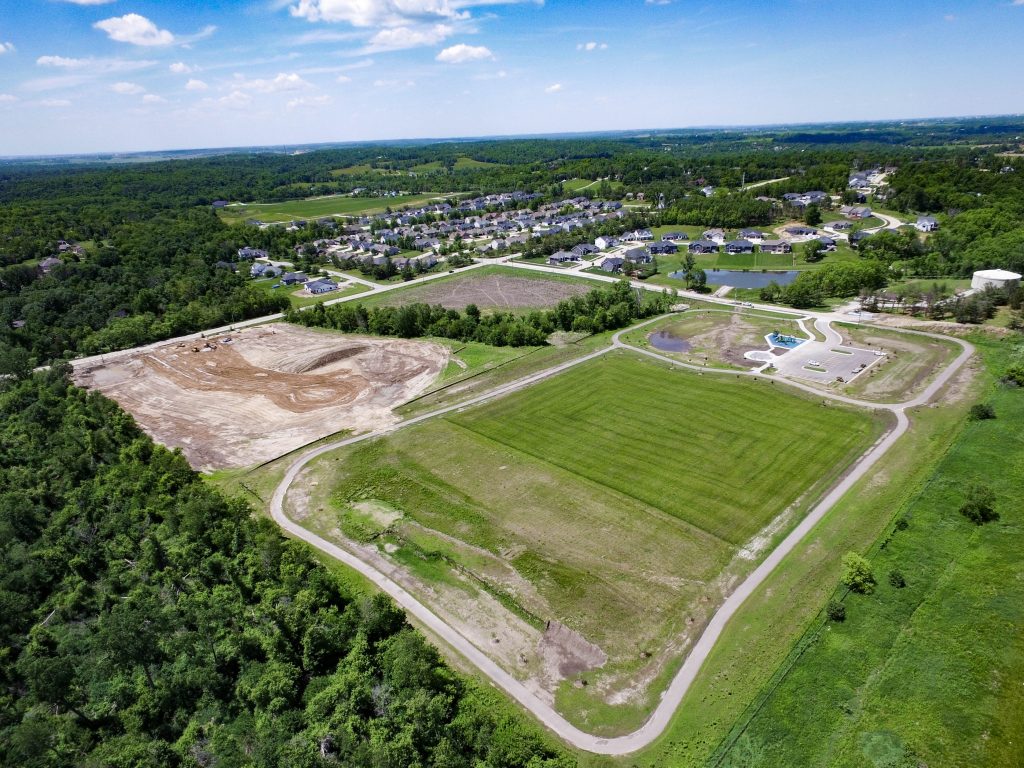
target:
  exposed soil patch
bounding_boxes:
[73,324,447,470]
[371,273,590,311]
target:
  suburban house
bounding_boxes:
[548,250,579,265]
[738,229,765,242]
[661,231,689,241]
[238,247,269,260]
[621,229,654,242]
[702,228,726,243]
[689,239,720,254]
[600,256,625,272]
[624,248,652,264]
[305,278,338,294]
[595,235,618,250]
[817,235,837,251]
[825,220,852,231]
[281,272,307,286]
[784,226,818,238]
[759,240,792,254]
[915,216,939,232]
[250,262,281,278]
[842,205,872,219]
[649,241,678,255]
[850,231,872,245]
[724,239,754,254]
[571,243,600,258]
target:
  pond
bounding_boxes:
[670,269,801,289]
[649,330,691,352]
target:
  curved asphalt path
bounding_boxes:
[269,310,973,755]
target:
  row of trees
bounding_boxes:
[0,368,573,767]
[287,281,676,344]
[758,261,889,308]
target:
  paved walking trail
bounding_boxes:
[268,303,973,755]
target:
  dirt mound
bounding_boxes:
[283,346,368,374]
[73,325,448,470]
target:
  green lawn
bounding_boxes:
[217,193,448,224]
[301,351,883,732]
[577,333,985,768]
[707,336,1024,768]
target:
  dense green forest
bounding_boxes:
[0,369,571,768]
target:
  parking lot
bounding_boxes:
[773,341,882,385]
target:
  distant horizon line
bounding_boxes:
[3,111,1023,163]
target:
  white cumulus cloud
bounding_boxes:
[232,72,312,93]
[169,61,193,74]
[577,41,607,51]
[544,83,562,93]
[142,93,166,103]
[436,43,493,63]
[287,94,332,110]
[111,81,145,95]
[0,42,15,55]
[185,78,209,91]
[216,90,252,108]
[364,24,453,52]
[94,14,175,46]
[336,74,352,83]
[40,98,72,107]
[289,0,469,27]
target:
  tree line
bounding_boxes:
[287,281,676,344]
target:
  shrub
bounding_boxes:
[959,484,999,525]
[888,569,907,588]
[894,516,910,531]
[1001,365,1024,387]
[969,403,996,420]
[841,551,876,594]
[826,600,846,622]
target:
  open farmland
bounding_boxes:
[359,267,593,311]
[216,192,448,224]
[73,324,447,470]
[290,351,885,731]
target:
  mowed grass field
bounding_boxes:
[216,193,448,224]
[709,337,1024,768]
[312,351,884,727]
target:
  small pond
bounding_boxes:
[670,269,801,289]
[649,330,691,352]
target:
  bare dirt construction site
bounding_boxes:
[371,272,590,311]
[73,324,448,470]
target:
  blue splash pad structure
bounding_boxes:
[766,332,806,349]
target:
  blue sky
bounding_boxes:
[0,0,1022,155]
